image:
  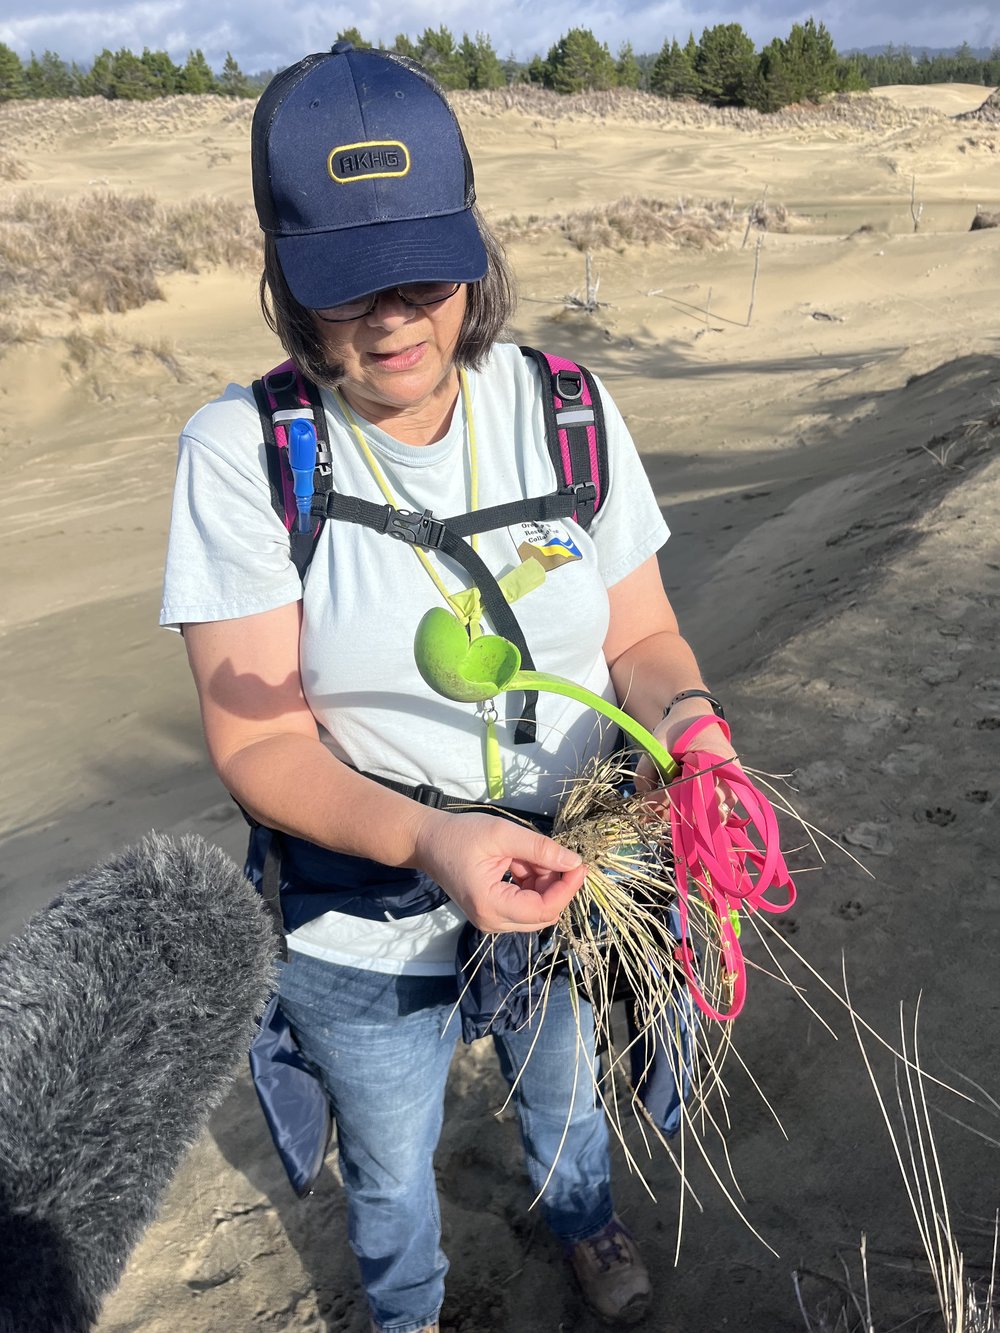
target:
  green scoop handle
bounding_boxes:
[414,607,679,782]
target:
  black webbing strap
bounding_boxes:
[251,377,286,515]
[259,832,288,962]
[441,487,595,539]
[316,491,542,744]
[358,768,553,833]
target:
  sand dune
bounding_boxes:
[1,84,998,1331]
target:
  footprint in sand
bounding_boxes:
[841,821,894,855]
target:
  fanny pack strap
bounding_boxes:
[355,767,553,833]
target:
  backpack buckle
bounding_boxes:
[387,507,444,549]
[553,369,583,402]
[412,783,446,808]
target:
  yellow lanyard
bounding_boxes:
[335,371,480,630]
[334,372,505,797]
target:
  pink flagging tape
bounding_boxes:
[666,715,797,1022]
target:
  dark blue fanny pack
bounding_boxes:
[246,826,696,1195]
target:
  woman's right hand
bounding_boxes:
[412,810,586,934]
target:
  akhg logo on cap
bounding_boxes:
[251,43,487,310]
[328,141,411,182]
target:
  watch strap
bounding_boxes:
[664,689,725,721]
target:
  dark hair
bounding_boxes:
[259,206,516,388]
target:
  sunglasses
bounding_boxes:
[313,281,462,323]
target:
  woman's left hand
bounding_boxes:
[634,707,742,823]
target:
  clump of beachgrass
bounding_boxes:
[793,992,999,1333]
[56,323,191,401]
[0,314,42,352]
[548,750,733,1032]
[0,190,259,316]
[0,151,28,181]
[495,195,746,253]
[477,748,778,1250]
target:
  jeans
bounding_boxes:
[277,950,613,1333]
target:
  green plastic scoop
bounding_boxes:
[414,607,678,782]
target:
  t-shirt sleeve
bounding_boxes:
[159,385,303,630]
[585,372,670,587]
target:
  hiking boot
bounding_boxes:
[568,1216,652,1325]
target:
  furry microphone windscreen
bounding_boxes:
[0,832,278,1333]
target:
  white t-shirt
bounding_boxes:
[161,342,669,973]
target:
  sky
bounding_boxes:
[0,0,997,74]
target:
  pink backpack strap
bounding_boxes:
[252,359,318,532]
[520,346,608,527]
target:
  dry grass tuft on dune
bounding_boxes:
[0,315,41,349]
[494,194,792,253]
[62,323,189,393]
[0,190,258,315]
[956,87,1000,124]
[0,152,28,182]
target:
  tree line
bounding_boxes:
[0,46,255,101]
[1,24,998,114]
[845,42,1000,88]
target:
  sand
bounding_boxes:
[1,83,998,1331]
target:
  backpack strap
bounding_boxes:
[519,345,609,530]
[251,348,610,744]
[251,360,333,580]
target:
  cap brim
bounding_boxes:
[275,210,488,310]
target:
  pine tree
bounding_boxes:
[82,49,115,98]
[952,41,981,83]
[650,38,700,98]
[336,28,369,50]
[500,51,525,85]
[391,34,418,60]
[781,19,837,102]
[545,28,617,93]
[459,33,504,90]
[0,43,26,100]
[25,50,75,98]
[526,55,547,85]
[140,47,180,97]
[109,48,160,100]
[750,38,797,112]
[415,27,466,89]
[836,56,868,93]
[616,42,642,90]
[694,23,757,106]
[177,49,215,94]
[218,52,251,97]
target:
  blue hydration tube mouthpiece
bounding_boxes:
[288,419,317,533]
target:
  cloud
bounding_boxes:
[0,0,996,71]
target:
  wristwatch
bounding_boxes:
[663,689,726,721]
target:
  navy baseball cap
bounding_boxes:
[252,43,488,310]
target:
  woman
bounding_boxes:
[162,42,735,1333]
